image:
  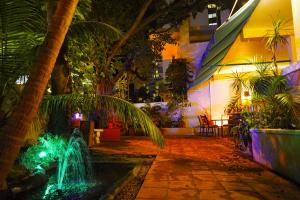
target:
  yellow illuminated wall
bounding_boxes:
[221,35,290,66]
[291,0,300,61]
[243,0,294,38]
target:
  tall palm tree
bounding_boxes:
[0,0,79,189]
[265,18,288,74]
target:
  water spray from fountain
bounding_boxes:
[43,128,95,198]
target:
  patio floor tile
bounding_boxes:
[199,190,230,200]
[167,189,199,200]
[92,137,300,200]
[136,187,168,199]
[168,180,196,189]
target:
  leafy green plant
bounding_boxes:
[233,113,251,152]
[39,94,164,147]
[20,134,66,173]
[265,18,288,74]
[166,59,194,100]
[249,74,300,129]
[225,71,248,114]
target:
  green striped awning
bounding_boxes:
[191,0,260,87]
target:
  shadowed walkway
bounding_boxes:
[91,137,300,200]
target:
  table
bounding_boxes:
[211,119,228,136]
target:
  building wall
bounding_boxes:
[291,0,300,61]
[185,77,233,127]
[185,81,210,127]
[179,42,209,71]
[210,78,232,120]
[283,61,300,87]
[242,0,294,38]
[221,35,290,66]
[186,0,299,128]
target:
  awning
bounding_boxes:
[191,0,260,87]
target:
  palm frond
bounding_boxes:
[249,76,271,96]
[268,75,288,96]
[0,0,45,87]
[226,94,242,114]
[40,94,164,147]
[69,21,122,42]
[228,71,248,94]
[274,93,293,108]
[265,18,288,51]
[251,56,272,76]
[27,113,47,142]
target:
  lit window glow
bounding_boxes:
[208,4,216,9]
[208,13,217,19]
[209,22,218,26]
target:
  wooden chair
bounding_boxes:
[197,115,218,136]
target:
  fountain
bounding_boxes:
[43,129,95,199]
[14,128,140,200]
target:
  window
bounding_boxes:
[207,4,216,9]
[207,2,218,26]
[208,22,217,26]
[208,13,217,19]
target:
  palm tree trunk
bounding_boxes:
[0,0,78,189]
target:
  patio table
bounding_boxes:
[211,119,228,136]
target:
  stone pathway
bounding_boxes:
[92,137,300,200]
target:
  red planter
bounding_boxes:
[100,128,121,142]
[71,119,81,128]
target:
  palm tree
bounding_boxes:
[265,18,288,74]
[226,71,248,114]
[249,73,300,128]
[39,94,164,146]
[0,0,79,189]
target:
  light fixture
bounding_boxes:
[39,151,47,158]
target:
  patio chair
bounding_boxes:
[197,115,218,136]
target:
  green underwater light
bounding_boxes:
[39,151,47,158]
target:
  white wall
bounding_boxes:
[185,81,210,128]
[210,78,232,119]
[185,78,233,128]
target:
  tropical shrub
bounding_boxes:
[20,134,66,173]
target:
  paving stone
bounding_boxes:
[191,170,213,175]
[168,180,196,189]
[136,187,168,199]
[145,174,169,181]
[194,181,224,190]
[167,189,199,200]
[193,174,217,181]
[169,175,192,181]
[142,179,169,188]
[216,175,241,182]
[220,181,253,191]
[229,191,263,200]
[199,190,230,200]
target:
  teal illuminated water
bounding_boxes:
[43,128,95,199]
[57,128,94,189]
